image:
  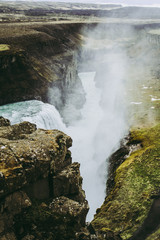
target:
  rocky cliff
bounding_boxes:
[0,116,89,240]
[92,124,160,240]
[0,23,86,122]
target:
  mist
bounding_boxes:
[1,17,156,222]
[53,23,130,221]
[2,2,156,221]
[57,17,159,219]
[0,11,158,222]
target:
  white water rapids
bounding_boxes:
[0,100,66,131]
[0,71,128,221]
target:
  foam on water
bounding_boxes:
[0,100,66,131]
[66,70,127,221]
[0,71,127,221]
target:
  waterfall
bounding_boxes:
[66,72,105,221]
[0,100,66,131]
[0,66,128,222]
[66,69,128,221]
[0,52,128,222]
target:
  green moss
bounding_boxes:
[92,124,160,239]
[147,227,160,240]
[0,44,10,51]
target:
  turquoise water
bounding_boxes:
[0,71,128,221]
[0,100,66,131]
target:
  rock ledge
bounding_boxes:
[0,117,89,240]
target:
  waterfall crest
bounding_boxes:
[0,100,66,131]
[0,50,128,222]
[0,65,128,222]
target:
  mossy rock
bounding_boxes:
[14,199,76,240]
[0,44,10,51]
[92,124,160,240]
[14,196,88,240]
[147,228,160,240]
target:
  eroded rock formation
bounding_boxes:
[92,124,160,240]
[0,116,89,240]
[0,23,86,121]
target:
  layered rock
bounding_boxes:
[0,23,85,122]
[0,117,89,240]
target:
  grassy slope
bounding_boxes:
[92,124,160,239]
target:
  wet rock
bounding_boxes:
[3,191,32,215]
[106,141,130,196]
[13,195,89,240]
[0,120,73,198]
[0,116,10,127]
[53,162,85,202]
[75,228,91,240]
[99,230,122,240]
[50,196,89,227]
[8,121,37,140]
[0,24,85,117]
[0,191,31,237]
[21,235,35,240]
[0,232,17,240]
[0,118,89,239]
[92,125,160,240]
[0,220,5,234]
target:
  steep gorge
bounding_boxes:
[0,18,160,240]
[0,117,90,240]
[0,23,85,112]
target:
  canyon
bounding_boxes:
[0,2,160,240]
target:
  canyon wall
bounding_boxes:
[0,23,86,115]
[1,19,160,240]
[0,117,89,240]
[92,124,160,240]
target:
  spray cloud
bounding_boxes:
[63,23,130,220]
[46,18,159,220]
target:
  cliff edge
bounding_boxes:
[92,124,160,240]
[0,23,86,119]
[0,116,89,240]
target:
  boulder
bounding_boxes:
[0,118,89,240]
[53,162,86,202]
[0,116,10,127]
[50,196,89,227]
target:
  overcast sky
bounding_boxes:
[12,0,160,7]
[100,0,160,5]
[92,0,160,6]
[34,0,160,7]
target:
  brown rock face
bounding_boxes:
[0,117,89,240]
[0,23,85,117]
[0,116,10,127]
[50,196,89,230]
[53,162,86,202]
